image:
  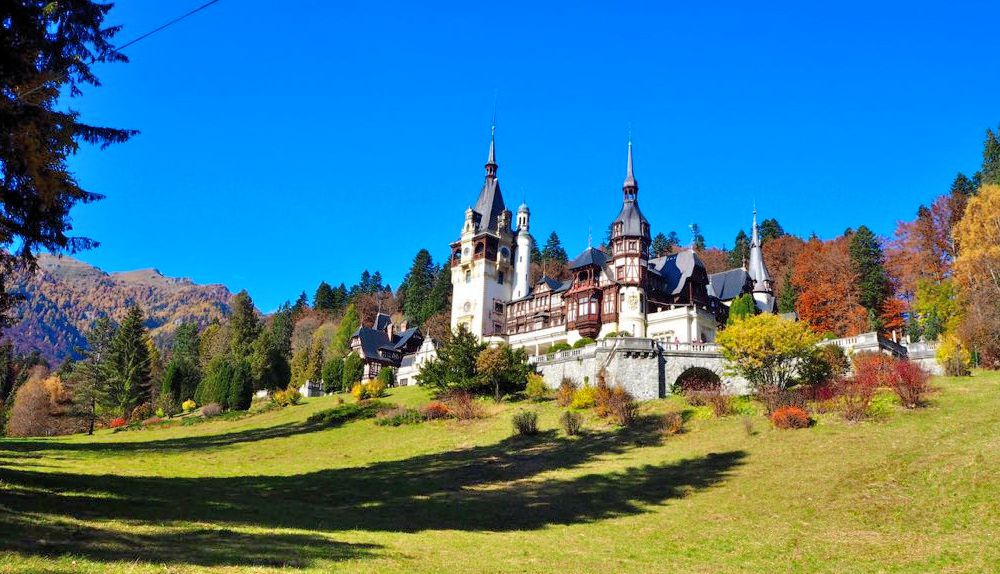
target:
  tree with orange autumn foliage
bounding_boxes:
[791,236,867,337]
[762,235,804,299]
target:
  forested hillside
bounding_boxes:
[6,255,232,363]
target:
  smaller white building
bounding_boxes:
[395,338,439,386]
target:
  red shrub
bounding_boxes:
[814,385,837,401]
[834,376,877,422]
[756,385,807,415]
[891,360,931,408]
[108,417,127,429]
[419,401,450,420]
[852,352,897,388]
[443,391,481,420]
[770,406,811,429]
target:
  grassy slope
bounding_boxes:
[0,374,998,574]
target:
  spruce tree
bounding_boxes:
[341,353,365,391]
[541,232,568,264]
[727,294,756,324]
[292,292,309,316]
[228,290,261,359]
[401,249,436,324]
[0,2,135,327]
[666,231,681,250]
[760,218,785,243]
[313,281,336,312]
[172,323,201,365]
[980,126,1000,186]
[329,304,360,359]
[690,224,706,251]
[651,233,671,257]
[849,226,891,330]
[106,306,152,416]
[322,357,343,394]
[728,230,750,268]
[227,359,254,410]
[422,265,452,323]
[778,270,797,314]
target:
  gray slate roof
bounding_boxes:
[648,250,705,295]
[708,268,751,301]
[568,247,608,269]
[474,176,506,232]
[612,200,649,237]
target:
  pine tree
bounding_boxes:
[401,249,436,324]
[341,353,365,391]
[849,226,891,330]
[291,292,309,316]
[778,269,797,314]
[227,358,254,410]
[313,281,336,312]
[541,232,568,264]
[759,218,785,243]
[70,316,115,433]
[690,224,706,251]
[981,126,1000,186]
[728,230,750,268]
[322,357,343,394]
[228,290,260,359]
[422,265,452,323]
[0,3,135,327]
[172,323,200,365]
[106,307,152,416]
[651,233,671,257]
[249,329,290,392]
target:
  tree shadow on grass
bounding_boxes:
[0,421,746,568]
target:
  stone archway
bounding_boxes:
[673,366,722,393]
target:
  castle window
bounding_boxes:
[498,271,505,285]
[616,266,624,280]
[494,301,503,313]
[465,270,471,284]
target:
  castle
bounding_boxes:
[449,128,776,355]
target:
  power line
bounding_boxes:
[113,0,221,54]
[15,0,222,101]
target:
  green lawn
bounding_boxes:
[1,373,998,573]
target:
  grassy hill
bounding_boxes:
[0,374,997,573]
[6,254,233,363]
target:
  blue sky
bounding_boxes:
[65,1,999,311]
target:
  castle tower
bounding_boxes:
[513,202,532,299]
[450,126,516,338]
[747,209,775,312]
[609,140,651,337]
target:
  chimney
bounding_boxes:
[387,322,394,340]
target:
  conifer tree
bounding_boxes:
[728,230,750,268]
[422,265,452,323]
[328,304,360,359]
[981,126,1000,186]
[778,269,797,314]
[70,316,115,433]
[651,233,671,257]
[227,358,254,410]
[727,293,757,324]
[322,357,343,394]
[849,226,891,330]
[690,224,706,251]
[341,353,365,391]
[401,249,436,324]
[291,292,309,316]
[313,281,336,312]
[541,232,568,264]
[759,218,785,243]
[0,2,135,328]
[106,306,152,416]
[228,290,260,359]
[666,231,681,250]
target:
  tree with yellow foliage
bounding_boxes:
[953,183,1000,366]
[717,313,821,391]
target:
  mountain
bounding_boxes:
[5,254,233,364]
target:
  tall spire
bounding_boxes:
[747,208,772,292]
[751,208,760,247]
[485,124,497,178]
[622,138,637,200]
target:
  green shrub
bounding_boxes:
[512,410,539,436]
[307,401,391,427]
[730,396,759,416]
[867,389,899,421]
[559,410,583,436]
[572,337,596,349]
[570,384,597,409]
[375,407,423,426]
[525,373,548,401]
[201,403,223,417]
[548,342,572,354]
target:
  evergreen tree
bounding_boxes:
[778,269,797,314]
[415,326,487,394]
[313,281,336,312]
[0,2,135,327]
[308,336,324,383]
[727,293,757,325]
[531,236,543,261]
[540,232,568,264]
[105,307,152,416]
[227,358,254,410]
[172,323,200,365]
[728,230,750,268]
[329,303,360,359]
[321,357,343,394]
[981,126,1000,186]
[666,231,681,250]
[422,265,452,323]
[291,291,309,316]
[228,290,261,359]
[690,224,706,251]
[401,249,436,324]
[341,352,365,391]
[250,329,290,392]
[759,218,785,243]
[269,305,294,360]
[195,357,234,408]
[333,283,349,310]
[69,316,115,434]
[849,226,891,330]
[651,233,672,257]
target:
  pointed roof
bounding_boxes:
[568,247,608,269]
[473,126,507,232]
[747,209,772,292]
[623,140,637,191]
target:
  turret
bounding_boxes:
[513,202,532,299]
[610,139,650,336]
[747,209,775,312]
